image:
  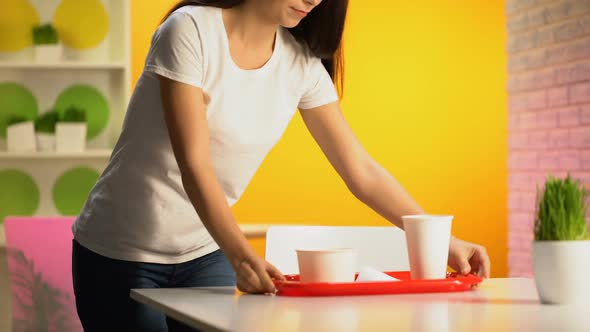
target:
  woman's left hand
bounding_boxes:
[447,237,491,278]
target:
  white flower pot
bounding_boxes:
[35,44,62,62]
[56,123,86,152]
[35,133,56,151]
[532,241,590,304]
[7,121,36,152]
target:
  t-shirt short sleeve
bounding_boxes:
[144,12,203,88]
[298,57,339,110]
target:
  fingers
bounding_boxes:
[456,256,471,275]
[449,238,491,278]
[476,247,491,278]
[452,253,471,275]
[238,261,262,292]
[468,257,480,276]
[236,274,253,293]
[468,247,491,278]
[236,260,279,294]
[252,262,277,294]
[267,263,286,282]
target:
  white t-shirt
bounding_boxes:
[72,6,338,264]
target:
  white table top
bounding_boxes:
[130,278,590,332]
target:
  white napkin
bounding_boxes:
[355,266,400,282]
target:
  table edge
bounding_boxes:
[130,289,227,332]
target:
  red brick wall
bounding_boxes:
[507,0,590,277]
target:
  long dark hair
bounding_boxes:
[163,0,348,96]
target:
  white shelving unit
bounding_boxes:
[0,0,130,217]
[0,61,127,70]
[0,149,113,160]
[0,0,131,153]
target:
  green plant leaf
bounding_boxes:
[534,173,590,241]
[32,23,58,45]
[59,106,86,123]
[6,115,29,126]
[34,111,59,133]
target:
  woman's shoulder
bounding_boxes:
[279,28,318,66]
[170,4,218,17]
[162,5,218,30]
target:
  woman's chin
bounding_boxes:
[281,17,303,29]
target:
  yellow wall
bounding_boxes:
[131,0,508,277]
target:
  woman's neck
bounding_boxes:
[222,3,277,52]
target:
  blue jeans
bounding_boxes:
[72,239,236,332]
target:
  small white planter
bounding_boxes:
[532,241,590,304]
[35,44,62,62]
[56,123,87,152]
[35,133,56,151]
[7,121,36,152]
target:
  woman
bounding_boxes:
[72,0,491,331]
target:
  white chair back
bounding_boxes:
[265,226,409,274]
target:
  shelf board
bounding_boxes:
[0,149,112,159]
[0,61,127,70]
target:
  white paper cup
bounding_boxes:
[296,248,357,283]
[402,215,453,280]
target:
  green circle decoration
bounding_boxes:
[52,167,100,215]
[54,84,109,140]
[0,169,40,224]
[0,82,38,138]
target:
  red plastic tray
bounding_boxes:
[273,271,482,297]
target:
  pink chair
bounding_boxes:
[4,216,82,332]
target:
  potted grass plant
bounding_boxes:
[34,111,59,151]
[532,174,590,304]
[33,23,62,61]
[56,106,87,152]
[6,115,36,152]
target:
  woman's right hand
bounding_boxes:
[234,253,285,294]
